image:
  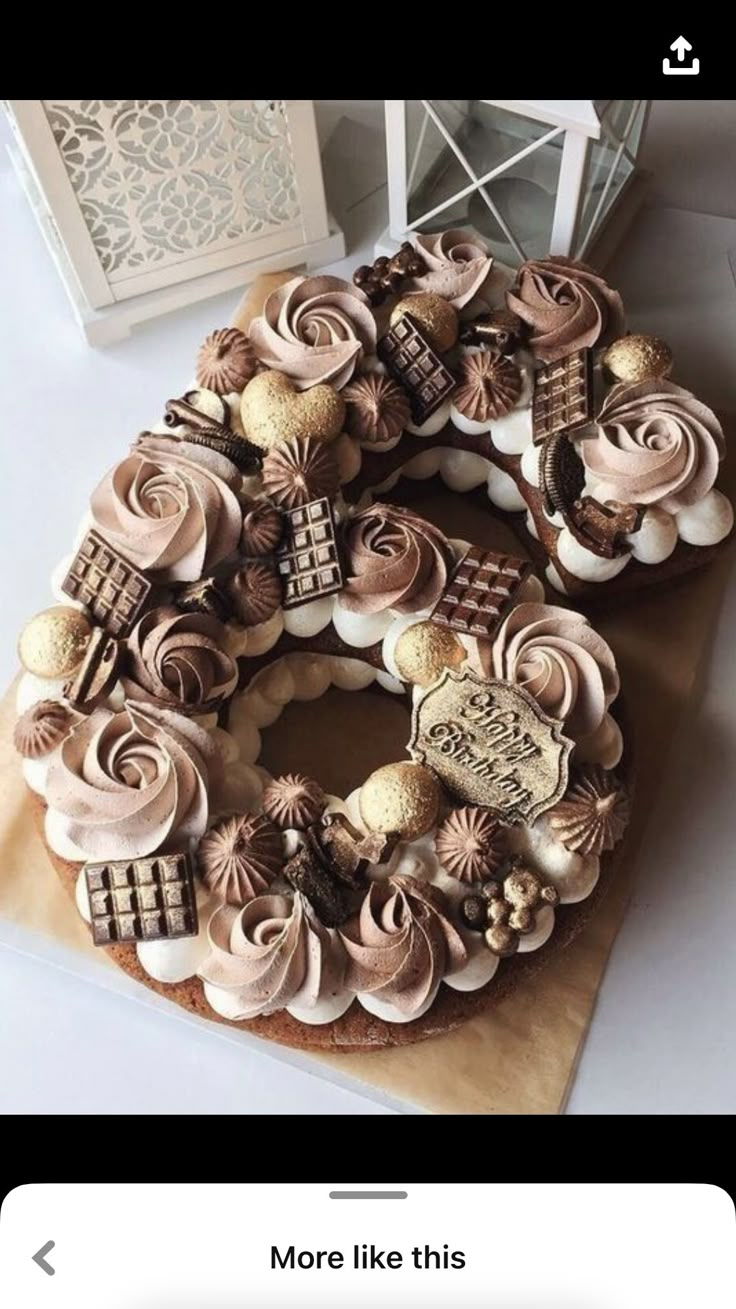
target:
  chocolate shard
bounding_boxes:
[174,576,232,622]
[532,348,593,445]
[84,854,198,946]
[307,814,395,885]
[283,844,352,927]
[458,308,523,354]
[539,431,586,516]
[430,546,531,639]
[63,627,120,712]
[377,313,455,425]
[275,498,344,610]
[61,529,152,638]
[566,497,644,558]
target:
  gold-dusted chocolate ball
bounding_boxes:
[360,761,440,841]
[18,606,92,679]
[484,923,519,957]
[394,620,465,687]
[602,333,673,384]
[390,292,459,354]
[240,370,345,450]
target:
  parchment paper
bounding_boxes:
[1,273,733,1114]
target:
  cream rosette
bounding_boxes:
[476,602,619,741]
[90,435,242,582]
[340,875,467,1018]
[121,606,238,715]
[45,700,217,861]
[340,504,451,616]
[199,892,348,1021]
[583,379,725,514]
[248,274,377,390]
[506,256,624,363]
[407,229,494,309]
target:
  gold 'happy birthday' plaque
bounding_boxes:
[408,669,572,824]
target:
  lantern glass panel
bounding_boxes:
[578,99,646,252]
[404,99,563,264]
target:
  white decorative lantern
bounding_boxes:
[381,99,651,265]
[3,99,344,344]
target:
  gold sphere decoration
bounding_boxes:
[18,606,92,679]
[390,292,459,354]
[359,761,440,841]
[394,621,465,687]
[484,923,519,957]
[602,333,673,384]
[239,370,345,450]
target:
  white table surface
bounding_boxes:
[1,102,735,1114]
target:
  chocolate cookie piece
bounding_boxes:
[64,628,120,712]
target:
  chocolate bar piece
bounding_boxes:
[85,854,198,946]
[275,498,343,609]
[566,497,644,558]
[532,348,593,445]
[430,546,531,639]
[377,313,455,425]
[284,844,352,926]
[63,627,120,712]
[61,529,152,638]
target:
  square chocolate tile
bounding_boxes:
[532,348,593,445]
[430,546,531,639]
[377,314,455,425]
[84,854,198,947]
[275,498,344,609]
[61,529,152,637]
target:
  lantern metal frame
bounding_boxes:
[380,99,651,265]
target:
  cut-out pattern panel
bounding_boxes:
[42,99,301,281]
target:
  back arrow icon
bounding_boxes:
[32,1241,56,1276]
